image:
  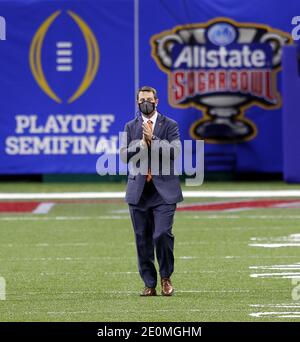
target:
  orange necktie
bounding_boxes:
[146,120,153,182]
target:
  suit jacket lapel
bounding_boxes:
[135,115,143,140]
[153,113,164,138]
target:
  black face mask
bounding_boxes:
[139,101,155,115]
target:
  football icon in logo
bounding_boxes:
[29,10,100,104]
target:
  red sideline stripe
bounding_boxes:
[177,199,300,211]
[0,202,40,213]
[54,199,123,204]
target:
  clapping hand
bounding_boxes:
[142,122,153,143]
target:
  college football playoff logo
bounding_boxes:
[151,18,292,143]
[29,10,99,104]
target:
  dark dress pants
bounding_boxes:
[129,180,176,288]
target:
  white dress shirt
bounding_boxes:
[142,111,158,130]
[140,111,158,148]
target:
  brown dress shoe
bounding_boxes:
[161,278,174,296]
[140,287,157,296]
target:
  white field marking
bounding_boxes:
[1,242,134,247]
[251,234,300,241]
[47,311,88,315]
[110,209,130,214]
[1,256,300,262]
[0,256,202,261]
[0,277,5,300]
[125,241,233,247]
[178,215,300,219]
[104,289,250,294]
[250,263,300,270]
[44,309,220,315]
[176,290,250,293]
[177,241,209,245]
[1,214,300,221]
[1,190,300,200]
[250,243,300,248]
[0,192,122,199]
[43,308,248,316]
[6,289,285,298]
[250,304,300,308]
[226,256,300,260]
[0,257,83,261]
[229,256,299,260]
[176,241,245,245]
[249,312,300,318]
[103,270,219,275]
[104,271,138,275]
[0,215,129,221]
[0,256,201,262]
[180,191,300,198]
[1,255,299,262]
[0,270,217,277]
[0,242,90,247]
[249,233,300,248]
[249,262,300,278]
[250,272,300,278]
[1,269,283,279]
[179,256,200,259]
[23,290,99,295]
[32,203,55,214]
[36,242,88,247]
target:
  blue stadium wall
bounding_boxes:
[0,0,299,175]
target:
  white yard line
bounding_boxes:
[250,304,300,308]
[1,190,300,200]
[181,215,300,219]
[0,256,202,261]
[249,311,300,318]
[250,263,300,278]
[250,272,300,278]
[249,243,300,248]
[250,265,300,270]
[45,308,244,315]
[181,191,300,198]
[249,233,300,248]
[3,255,296,262]
[103,289,250,294]
[0,215,129,221]
[2,215,300,222]
[0,192,126,200]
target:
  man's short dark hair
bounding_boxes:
[136,86,157,100]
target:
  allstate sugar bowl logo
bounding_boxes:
[151,18,291,143]
[29,10,99,104]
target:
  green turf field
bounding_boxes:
[1,181,300,322]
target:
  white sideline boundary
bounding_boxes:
[1,190,300,200]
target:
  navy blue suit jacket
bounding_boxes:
[120,113,183,205]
